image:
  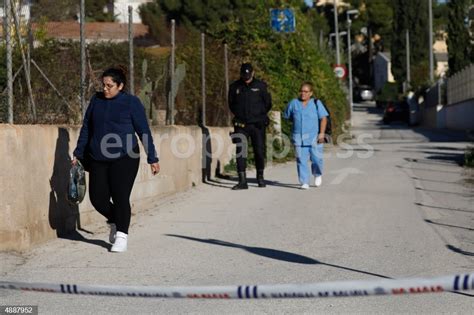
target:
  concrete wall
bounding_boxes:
[445,101,474,130]
[420,83,446,129]
[0,124,234,251]
[421,104,446,129]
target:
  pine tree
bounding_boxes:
[391,0,408,85]
[447,0,471,75]
[390,0,429,90]
[366,0,394,51]
[85,0,114,22]
[31,0,78,21]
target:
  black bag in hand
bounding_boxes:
[67,160,86,205]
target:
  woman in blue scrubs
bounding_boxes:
[284,82,328,189]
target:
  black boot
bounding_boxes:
[257,170,266,188]
[232,172,248,190]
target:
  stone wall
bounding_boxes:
[0,124,234,251]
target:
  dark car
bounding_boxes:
[382,100,409,124]
[353,85,374,102]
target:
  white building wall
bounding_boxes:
[114,0,152,23]
[0,1,31,22]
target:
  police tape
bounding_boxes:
[0,273,473,299]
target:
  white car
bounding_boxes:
[354,85,374,102]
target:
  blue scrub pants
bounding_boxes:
[295,144,324,185]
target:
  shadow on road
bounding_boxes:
[411,177,460,185]
[166,234,391,279]
[446,245,474,257]
[404,156,463,167]
[415,187,472,197]
[353,103,384,115]
[415,202,473,214]
[396,165,460,173]
[214,174,301,190]
[424,219,474,231]
[59,230,110,250]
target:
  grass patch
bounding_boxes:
[224,158,237,174]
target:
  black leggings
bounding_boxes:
[88,152,140,234]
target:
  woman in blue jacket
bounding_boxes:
[284,82,328,189]
[73,67,160,252]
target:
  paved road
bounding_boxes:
[1,102,473,314]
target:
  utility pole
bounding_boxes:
[429,0,434,82]
[406,29,411,92]
[368,27,373,86]
[333,0,341,65]
[346,9,359,126]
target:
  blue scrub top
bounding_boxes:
[283,98,329,146]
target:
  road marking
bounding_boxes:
[329,168,364,185]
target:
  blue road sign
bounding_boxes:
[270,9,296,33]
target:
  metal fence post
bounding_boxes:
[12,3,36,122]
[5,0,13,123]
[170,19,175,125]
[224,43,229,125]
[80,0,86,116]
[201,33,206,126]
[406,29,410,91]
[128,5,134,95]
[471,65,474,100]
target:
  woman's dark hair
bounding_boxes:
[102,67,127,88]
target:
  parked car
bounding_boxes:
[353,85,374,102]
[383,100,409,124]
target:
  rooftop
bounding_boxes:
[0,21,149,42]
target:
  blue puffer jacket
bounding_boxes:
[74,92,159,164]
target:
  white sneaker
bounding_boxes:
[108,223,116,244]
[111,231,127,252]
[315,175,322,187]
[300,184,310,190]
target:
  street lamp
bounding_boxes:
[346,9,359,127]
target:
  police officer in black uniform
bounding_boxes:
[229,63,272,190]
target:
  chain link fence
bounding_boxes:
[1,0,233,126]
